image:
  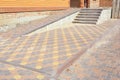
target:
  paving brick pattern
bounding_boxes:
[58,24,120,80]
[0,62,45,80]
[0,23,111,79]
[0,25,108,76]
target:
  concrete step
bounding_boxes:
[80,11,101,13]
[72,20,96,24]
[78,13,100,16]
[76,15,99,18]
[74,18,98,21]
[77,14,100,17]
[79,10,102,13]
[81,8,102,11]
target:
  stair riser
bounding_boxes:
[80,10,102,12]
[72,21,96,24]
[74,19,97,21]
[73,20,97,23]
[77,15,100,17]
[76,16,99,18]
[75,18,98,20]
[80,9,102,11]
[78,14,100,16]
[80,11,101,13]
[80,11,102,13]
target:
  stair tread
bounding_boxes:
[72,21,96,24]
[74,19,98,21]
[73,20,97,22]
[73,20,97,23]
[75,18,98,20]
[80,11,101,13]
[77,14,100,16]
[79,11,102,13]
[78,14,100,16]
[81,9,102,10]
[76,16,99,18]
[78,13,100,15]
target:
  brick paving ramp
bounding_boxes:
[58,20,120,80]
[0,8,79,38]
[0,20,113,80]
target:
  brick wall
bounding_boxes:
[100,0,112,7]
[89,0,112,8]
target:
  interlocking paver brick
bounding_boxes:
[0,19,119,79]
[0,62,46,80]
[58,22,120,80]
[0,23,111,77]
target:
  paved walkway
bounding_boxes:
[59,23,120,80]
[0,8,119,80]
[0,20,115,80]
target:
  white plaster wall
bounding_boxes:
[97,8,111,24]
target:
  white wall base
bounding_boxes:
[97,8,111,24]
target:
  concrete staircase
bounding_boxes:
[72,9,102,24]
